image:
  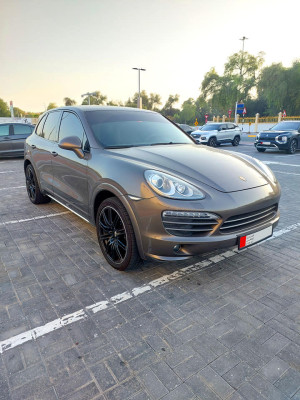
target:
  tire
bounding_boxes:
[208,137,217,147]
[286,139,297,154]
[256,148,266,153]
[96,197,141,271]
[232,136,240,146]
[25,164,51,204]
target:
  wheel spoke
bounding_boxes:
[117,239,126,251]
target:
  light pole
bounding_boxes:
[81,91,97,105]
[132,67,146,108]
[235,36,248,123]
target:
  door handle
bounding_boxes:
[51,151,58,157]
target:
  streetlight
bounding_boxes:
[132,67,146,108]
[235,36,249,123]
[81,91,98,105]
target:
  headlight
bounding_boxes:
[201,136,206,140]
[253,158,277,183]
[144,170,205,200]
[275,135,287,143]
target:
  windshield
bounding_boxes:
[201,124,221,131]
[270,122,300,131]
[85,110,193,148]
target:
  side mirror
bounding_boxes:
[58,136,84,159]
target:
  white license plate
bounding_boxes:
[238,226,273,250]
[262,141,271,145]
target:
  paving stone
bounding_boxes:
[274,368,300,397]
[198,365,235,399]
[223,362,256,389]
[210,352,241,376]
[173,354,207,380]
[105,377,142,400]
[260,357,290,383]
[160,383,195,400]
[138,367,169,399]
[249,374,289,400]
[186,374,222,400]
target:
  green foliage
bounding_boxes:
[179,98,196,124]
[64,97,76,106]
[0,98,10,117]
[81,91,107,105]
[161,94,180,119]
[47,102,57,110]
[125,91,161,110]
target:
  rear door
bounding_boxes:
[217,124,228,142]
[11,124,34,155]
[0,124,13,157]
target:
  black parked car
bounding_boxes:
[255,121,300,154]
[0,123,35,157]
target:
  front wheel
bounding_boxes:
[286,139,297,154]
[256,148,266,153]
[25,164,51,204]
[232,136,240,146]
[208,137,217,147]
[96,197,141,270]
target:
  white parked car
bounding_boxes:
[200,123,241,147]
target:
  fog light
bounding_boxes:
[173,244,181,253]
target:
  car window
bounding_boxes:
[0,124,10,136]
[270,122,300,131]
[13,124,34,135]
[36,114,47,137]
[43,111,61,141]
[59,112,84,144]
[227,124,235,130]
[85,110,192,148]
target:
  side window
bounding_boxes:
[59,112,84,145]
[0,124,10,136]
[13,124,33,135]
[228,124,235,130]
[43,111,61,141]
[36,115,47,137]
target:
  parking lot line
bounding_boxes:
[0,211,70,226]
[272,171,300,176]
[263,161,300,167]
[0,170,16,173]
[1,220,299,355]
[0,185,26,191]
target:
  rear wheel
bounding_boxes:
[25,164,51,204]
[96,197,141,270]
[208,137,217,147]
[286,139,297,154]
[256,148,266,153]
[232,136,240,146]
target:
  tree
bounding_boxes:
[81,91,107,105]
[0,98,10,117]
[64,97,76,106]
[179,98,196,124]
[13,107,26,117]
[47,102,57,110]
[148,93,161,111]
[161,94,180,118]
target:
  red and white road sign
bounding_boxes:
[282,110,286,118]
[205,114,209,123]
[242,107,247,115]
[228,109,232,117]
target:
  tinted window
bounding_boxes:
[85,110,192,148]
[36,115,47,137]
[13,124,34,135]
[227,124,235,129]
[59,112,84,144]
[201,124,221,131]
[0,125,9,136]
[43,112,61,141]
[271,122,300,131]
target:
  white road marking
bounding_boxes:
[0,170,16,173]
[1,221,300,354]
[272,171,300,176]
[0,211,70,226]
[263,161,300,167]
[0,185,26,191]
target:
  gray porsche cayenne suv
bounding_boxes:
[24,106,280,270]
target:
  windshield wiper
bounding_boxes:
[149,142,187,146]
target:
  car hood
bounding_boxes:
[108,144,269,193]
[259,130,294,138]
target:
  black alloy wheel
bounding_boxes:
[208,137,217,147]
[257,148,266,152]
[96,197,140,270]
[287,139,297,154]
[232,136,240,146]
[25,164,50,204]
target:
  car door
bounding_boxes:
[0,124,13,157]
[52,111,89,218]
[11,124,34,155]
[29,112,61,194]
[217,124,228,142]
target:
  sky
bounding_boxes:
[0,0,299,112]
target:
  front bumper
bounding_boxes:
[127,183,280,261]
[254,140,289,150]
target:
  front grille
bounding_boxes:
[162,213,219,237]
[220,204,278,234]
